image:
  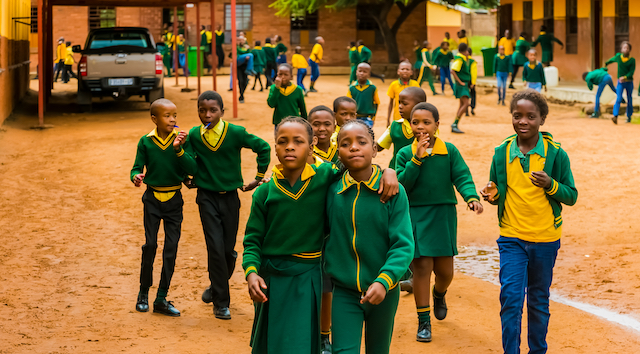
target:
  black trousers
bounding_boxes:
[470,86,477,109]
[216,45,225,69]
[237,63,249,100]
[54,60,64,81]
[203,45,211,70]
[265,61,277,86]
[196,188,240,308]
[140,189,183,291]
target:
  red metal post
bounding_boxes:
[196,2,201,96]
[173,7,179,86]
[210,0,217,91]
[184,5,189,89]
[37,0,44,125]
[231,0,237,118]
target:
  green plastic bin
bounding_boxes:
[187,46,209,77]
[481,47,497,77]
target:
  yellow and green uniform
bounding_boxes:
[165,32,176,50]
[396,138,479,257]
[494,54,513,73]
[309,43,323,63]
[349,46,360,83]
[487,132,578,242]
[523,61,546,85]
[432,48,454,68]
[347,80,380,119]
[414,46,423,69]
[459,37,469,46]
[417,48,437,94]
[175,120,271,191]
[313,143,339,164]
[324,166,414,354]
[292,53,308,69]
[267,83,307,125]
[498,37,516,56]
[215,30,224,46]
[200,29,212,51]
[131,129,186,192]
[512,37,531,67]
[451,53,471,99]
[386,78,419,121]
[470,57,478,86]
[243,162,341,354]
[531,32,563,63]
[605,53,636,81]
[263,43,277,64]
[252,46,265,73]
[275,42,287,57]
[377,118,414,168]
[443,37,457,51]
[357,45,372,63]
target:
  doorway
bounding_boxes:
[592,0,602,68]
[499,4,513,39]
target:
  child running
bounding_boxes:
[395,102,483,342]
[432,41,454,95]
[509,32,531,89]
[347,63,380,128]
[292,46,309,93]
[172,91,271,320]
[131,99,185,317]
[309,105,339,164]
[467,48,478,116]
[494,46,512,106]
[251,41,266,91]
[325,119,414,354]
[606,41,635,124]
[386,61,419,127]
[583,67,615,119]
[377,87,427,167]
[480,90,578,354]
[450,43,471,134]
[267,63,308,128]
[242,117,399,354]
[417,41,438,96]
[522,49,547,93]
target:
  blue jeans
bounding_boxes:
[497,72,509,101]
[439,67,454,93]
[308,59,320,82]
[277,54,287,64]
[526,82,542,92]
[238,53,254,73]
[498,236,560,354]
[297,68,307,91]
[357,117,374,128]
[613,80,634,118]
[595,74,615,114]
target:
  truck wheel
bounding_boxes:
[147,87,164,103]
[77,88,92,112]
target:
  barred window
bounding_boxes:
[290,10,318,45]
[89,7,116,30]
[224,4,252,44]
[30,7,38,33]
[565,0,577,54]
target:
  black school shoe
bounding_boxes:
[202,286,213,303]
[153,299,181,317]
[136,293,149,312]
[432,288,448,320]
[451,124,465,134]
[417,321,432,342]
[214,306,231,320]
[612,116,618,125]
[321,335,332,354]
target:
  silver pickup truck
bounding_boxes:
[73,27,164,111]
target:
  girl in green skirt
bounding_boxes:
[395,102,483,343]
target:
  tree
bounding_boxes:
[270,0,498,63]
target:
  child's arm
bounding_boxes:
[130,139,146,187]
[173,131,198,176]
[627,59,635,81]
[523,66,528,83]
[604,55,616,66]
[299,90,308,119]
[373,88,380,117]
[376,126,392,152]
[451,69,464,86]
[386,98,394,127]
[541,64,547,91]
[493,55,498,77]
[449,144,482,212]
[532,149,578,206]
[241,129,272,191]
[395,138,427,191]
[266,83,280,108]
[243,187,269,302]
[552,35,564,49]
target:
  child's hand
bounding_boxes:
[415,133,430,158]
[274,77,282,88]
[247,273,268,303]
[479,181,498,202]
[378,168,399,203]
[470,84,475,89]
[530,171,552,189]
[619,77,626,83]
[242,179,261,192]
[361,282,386,305]
[133,174,145,187]
[468,201,484,214]
[173,131,188,150]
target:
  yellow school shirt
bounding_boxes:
[201,30,213,44]
[376,118,412,149]
[459,37,469,45]
[498,37,516,56]
[201,119,226,147]
[56,43,66,62]
[64,47,75,65]
[444,38,457,50]
[387,79,419,121]
[292,53,308,69]
[310,43,323,63]
[500,135,561,242]
[470,60,477,85]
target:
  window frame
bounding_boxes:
[224,3,252,44]
[614,0,629,52]
[290,10,318,45]
[565,0,578,54]
[30,7,38,34]
[356,4,384,47]
[88,7,117,30]
[543,0,554,34]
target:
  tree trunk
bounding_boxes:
[370,0,427,64]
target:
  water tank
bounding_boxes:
[544,66,559,87]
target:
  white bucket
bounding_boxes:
[544,66,559,87]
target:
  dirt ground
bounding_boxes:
[1,75,640,353]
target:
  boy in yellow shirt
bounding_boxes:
[63,41,77,83]
[386,61,419,127]
[291,46,309,94]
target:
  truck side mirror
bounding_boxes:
[72,45,82,53]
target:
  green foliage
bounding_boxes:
[469,35,494,55]
[440,0,498,8]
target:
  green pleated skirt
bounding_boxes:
[453,82,470,99]
[250,257,322,354]
[410,204,458,258]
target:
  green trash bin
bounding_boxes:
[481,47,497,77]
[187,46,208,77]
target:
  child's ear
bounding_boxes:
[540,116,546,126]
[372,144,378,159]
[312,135,318,146]
[151,115,158,124]
[220,108,225,117]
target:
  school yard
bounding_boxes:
[1,75,640,353]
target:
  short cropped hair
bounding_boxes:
[510,89,549,118]
[337,119,375,143]
[309,105,334,121]
[198,90,224,110]
[411,102,439,122]
[275,116,314,141]
[333,96,356,112]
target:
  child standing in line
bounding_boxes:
[263,38,277,85]
[347,63,380,128]
[417,41,438,96]
[325,120,414,354]
[395,102,483,342]
[583,67,616,118]
[606,41,635,124]
[432,42,455,95]
[480,90,577,354]
[131,99,186,317]
[467,48,478,116]
[385,61,419,127]
[413,40,423,79]
[509,32,531,89]
[377,87,427,168]
[494,46,512,106]
[172,91,271,320]
[523,49,547,93]
[332,96,358,142]
[292,46,309,93]
[450,43,471,134]
[251,41,266,92]
[308,105,339,164]
[267,64,307,128]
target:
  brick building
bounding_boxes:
[29,0,428,73]
[1,0,31,124]
[498,0,640,82]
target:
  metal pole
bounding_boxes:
[196,2,201,96]
[173,7,179,86]
[184,5,189,89]
[211,0,217,91]
[37,0,44,125]
[231,0,237,118]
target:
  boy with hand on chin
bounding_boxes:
[267,63,307,128]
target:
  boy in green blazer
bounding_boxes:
[267,63,307,127]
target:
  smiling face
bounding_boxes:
[397,62,413,81]
[277,67,292,86]
[198,99,224,127]
[512,99,545,141]
[275,122,314,172]
[151,103,178,135]
[410,109,439,147]
[337,124,376,173]
[335,101,357,127]
[309,110,335,147]
[398,92,421,120]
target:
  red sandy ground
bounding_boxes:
[1,76,639,353]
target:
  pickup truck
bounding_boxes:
[73,27,164,111]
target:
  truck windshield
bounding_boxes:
[89,32,151,49]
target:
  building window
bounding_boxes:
[357,4,384,47]
[543,0,554,34]
[290,10,318,45]
[615,0,629,52]
[522,1,533,39]
[89,7,116,30]
[224,4,252,44]
[30,7,38,33]
[565,0,578,54]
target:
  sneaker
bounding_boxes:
[451,124,465,134]
[590,112,600,119]
[465,111,469,117]
[321,336,332,354]
[400,278,414,293]
[432,92,439,95]
[626,117,632,123]
[416,321,432,342]
[612,116,618,125]
[501,100,506,106]
[202,286,213,303]
[432,288,448,320]
[239,97,245,103]
[508,84,515,89]
[309,87,318,93]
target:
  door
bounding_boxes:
[593,0,602,68]
[499,4,513,39]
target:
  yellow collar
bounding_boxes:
[278,84,298,96]
[499,54,506,59]
[440,48,449,54]
[421,48,429,52]
[200,30,207,35]
[215,30,223,35]
[272,163,316,181]
[337,165,381,194]
[200,119,225,136]
[518,36,525,41]
[353,80,371,90]
[357,45,364,52]
[147,129,177,150]
[254,46,262,50]
[313,155,324,167]
[264,43,273,48]
[411,137,447,158]
[314,142,337,160]
[350,47,357,52]
[539,31,546,35]
[455,53,468,61]
[528,61,538,69]
[621,54,630,63]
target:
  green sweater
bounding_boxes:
[605,53,636,80]
[267,84,307,125]
[130,131,186,190]
[358,45,372,63]
[325,166,414,293]
[488,132,578,228]
[242,163,340,277]
[432,49,454,68]
[531,33,563,62]
[523,62,546,85]
[395,140,479,206]
[215,31,224,46]
[176,121,271,192]
[349,47,360,65]
[494,54,512,74]
[263,44,277,64]
[388,120,414,168]
[252,47,265,70]
[275,42,287,56]
[512,39,531,66]
[348,81,378,117]
[585,67,609,90]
